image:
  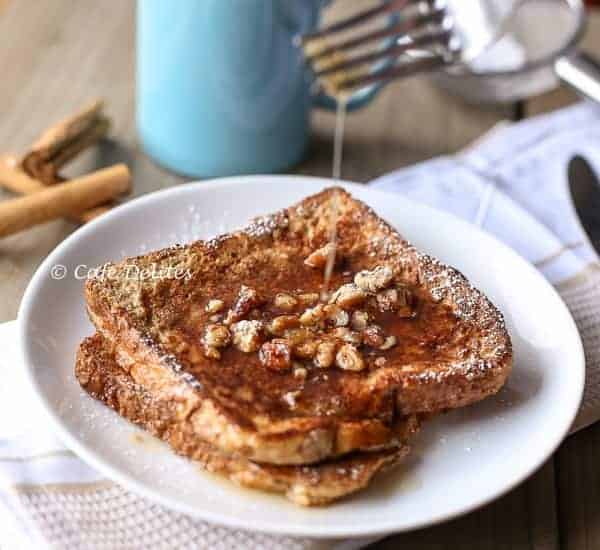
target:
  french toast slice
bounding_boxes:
[84,187,512,466]
[76,334,413,506]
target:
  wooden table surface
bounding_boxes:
[1,1,600,548]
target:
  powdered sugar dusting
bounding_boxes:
[138,333,203,391]
[407,249,511,385]
[244,212,289,239]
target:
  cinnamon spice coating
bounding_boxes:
[80,188,512,470]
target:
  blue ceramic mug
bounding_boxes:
[137,0,383,178]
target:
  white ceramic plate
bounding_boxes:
[19,176,584,539]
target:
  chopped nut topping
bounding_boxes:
[293,365,308,379]
[324,304,349,327]
[396,285,417,318]
[200,266,406,369]
[304,242,336,268]
[249,308,262,319]
[297,292,320,305]
[205,299,224,314]
[259,339,292,371]
[354,266,394,293]
[376,288,399,312]
[362,325,385,348]
[282,390,300,408]
[351,310,369,331]
[329,283,366,308]
[294,339,318,359]
[284,327,314,346]
[314,341,336,368]
[203,346,221,360]
[231,320,264,353]
[335,344,365,371]
[225,285,263,324]
[274,293,298,311]
[268,315,300,336]
[374,357,387,367]
[376,285,416,317]
[203,324,231,348]
[379,335,397,350]
[396,285,413,305]
[333,327,362,345]
[299,304,326,326]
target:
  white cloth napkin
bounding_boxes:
[3,101,600,549]
[372,100,600,432]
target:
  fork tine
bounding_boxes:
[307,4,445,62]
[315,23,452,77]
[334,53,451,92]
[300,0,418,43]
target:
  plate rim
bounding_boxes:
[18,174,585,538]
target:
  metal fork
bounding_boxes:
[299,0,520,94]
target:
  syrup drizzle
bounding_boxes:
[322,96,347,298]
[303,36,351,298]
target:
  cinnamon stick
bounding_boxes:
[0,164,130,238]
[0,156,112,222]
[20,99,110,184]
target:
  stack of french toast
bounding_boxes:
[75,188,512,505]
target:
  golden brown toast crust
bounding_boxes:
[76,334,412,506]
[84,188,512,465]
